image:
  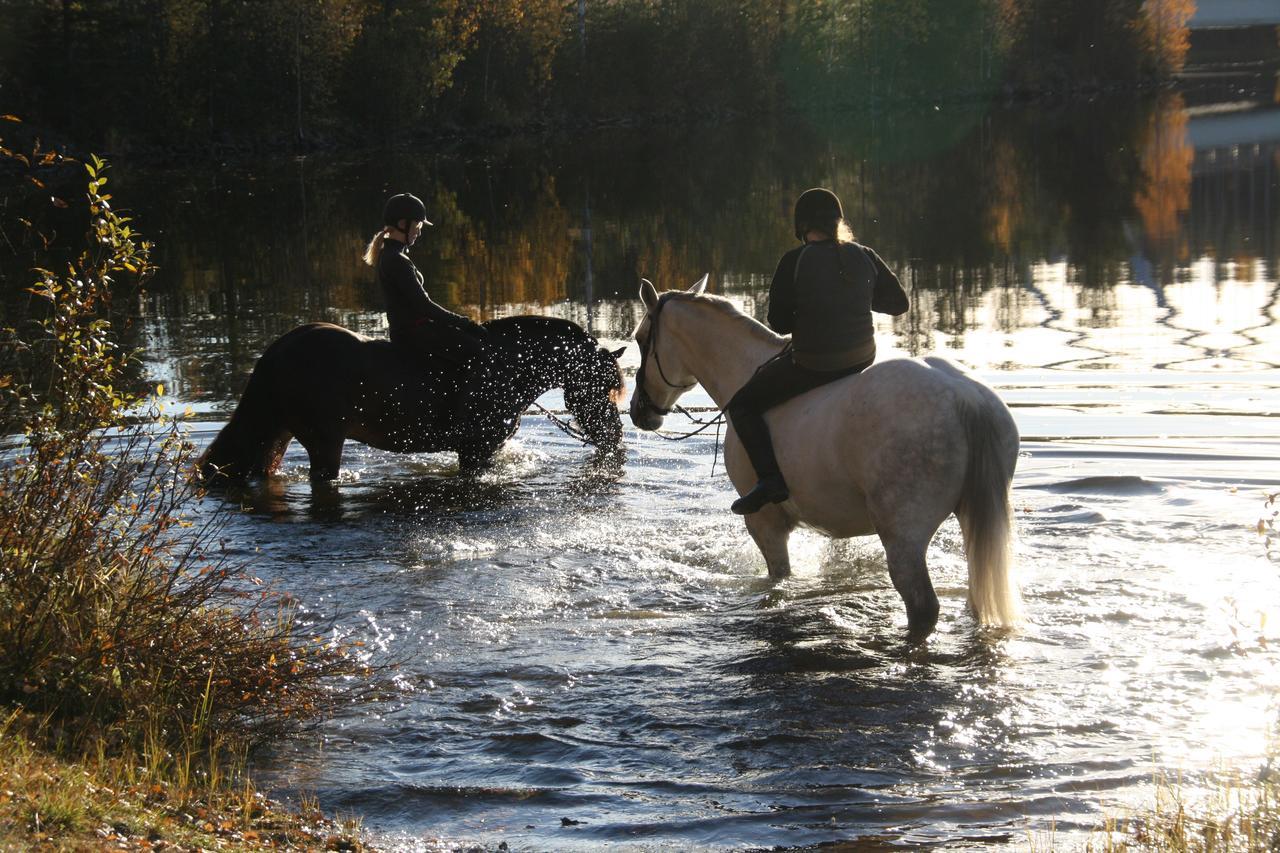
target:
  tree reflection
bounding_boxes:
[100,94,1275,398]
[1136,93,1193,258]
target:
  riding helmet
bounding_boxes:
[793,187,844,240]
[383,193,432,228]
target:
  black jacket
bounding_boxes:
[377,238,476,344]
[766,240,908,370]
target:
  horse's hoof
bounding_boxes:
[456,450,495,474]
[906,610,939,642]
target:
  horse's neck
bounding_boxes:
[502,332,575,405]
[668,302,785,407]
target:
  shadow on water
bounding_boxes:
[216,471,522,522]
[207,436,626,523]
[659,616,1031,846]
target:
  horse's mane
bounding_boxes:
[486,314,589,338]
[487,314,623,390]
[661,291,787,346]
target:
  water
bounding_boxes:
[123,91,1278,849]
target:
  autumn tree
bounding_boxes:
[444,0,568,123]
[341,0,479,135]
[1137,0,1196,75]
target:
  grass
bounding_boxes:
[0,708,370,851]
[1070,766,1280,852]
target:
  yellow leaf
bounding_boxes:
[155,383,164,396]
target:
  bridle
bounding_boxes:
[633,294,695,418]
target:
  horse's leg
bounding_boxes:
[744,503,797,579]
[297,430,346,482]
[878,533,940,640]
[456,442,499,474]
[258,431,293,476]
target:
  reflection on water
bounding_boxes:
[133,92,1280,848]
[117,93,1279,407]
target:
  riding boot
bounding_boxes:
[731,474,789,515]
[727,409,790,515]
[450,357,479,435]
[452,350,505,447]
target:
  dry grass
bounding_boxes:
[0,708,370,851]
[1059,767,1280,852]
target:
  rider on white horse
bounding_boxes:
[727,188,909,515]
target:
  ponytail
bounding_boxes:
[363,229,387,267]
[809,216,854,243]
[832,218,857,282]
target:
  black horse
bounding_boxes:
[199,316,625,482]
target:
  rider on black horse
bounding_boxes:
[364,192,489,364]
[364,193,496,434]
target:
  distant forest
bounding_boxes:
[0,0,1193,149]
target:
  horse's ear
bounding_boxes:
[610,346,626,359]
[688,273,708,295]
[640,278,660,311]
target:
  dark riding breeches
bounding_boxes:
[391,324,493,432]
[725,352,870,482]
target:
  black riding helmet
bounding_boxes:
[383,193,432,229]
[793,187,844,241]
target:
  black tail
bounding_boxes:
[198,343,291,483]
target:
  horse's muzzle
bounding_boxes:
[589,418,624,449]
[629,395,666,431]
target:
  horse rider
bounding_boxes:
[363,192,489,367]
[726,187,909,515]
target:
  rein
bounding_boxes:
[654,404,727,476]
[530,401,592,445]
[531,401,726,475]
[528,402,724,444]
[651,405,726,440]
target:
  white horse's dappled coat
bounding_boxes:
[630,278,1022,638]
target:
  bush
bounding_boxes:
[0,141,370,768]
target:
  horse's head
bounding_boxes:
[563,339,626,451]
[629,275,707,431]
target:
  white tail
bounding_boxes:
[956,397,1023,627]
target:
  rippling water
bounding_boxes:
[187,348,1280,850]
[116,91,1280,848]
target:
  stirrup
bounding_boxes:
[731,475,789,515]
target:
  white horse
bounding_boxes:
[629,277,1022,639]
